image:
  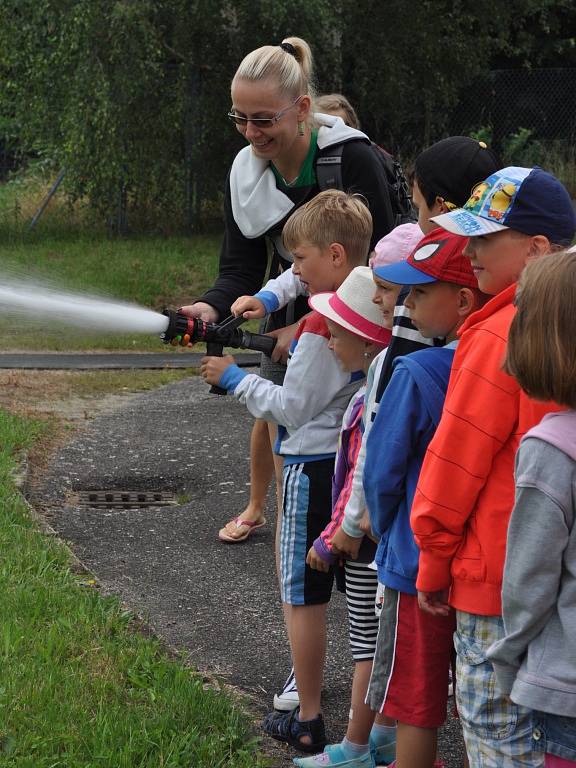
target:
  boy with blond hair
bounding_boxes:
[411,167,576,767]
[202,190,373,755]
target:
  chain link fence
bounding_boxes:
[446,68,576,195]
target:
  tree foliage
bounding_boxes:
[0,0,573,231]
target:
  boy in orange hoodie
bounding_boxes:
[410,166,576,768]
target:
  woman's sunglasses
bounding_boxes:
[228,96,302,128]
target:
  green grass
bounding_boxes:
[0,171,222,351]
[0,408,268,767]
[0,232,221,351]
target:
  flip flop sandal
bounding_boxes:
[218,515,266,543]
[262,706,326,754]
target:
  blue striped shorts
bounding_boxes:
[279,460,334,606]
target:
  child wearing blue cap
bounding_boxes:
[411,167,576,768]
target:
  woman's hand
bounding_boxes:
[306,545,330,573]
[200,354,235,386]
[179,302,219,324]
[231,296,266,319]
[330,528,363,561]
[266,321,300,364]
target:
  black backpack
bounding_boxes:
[316,141,417,227]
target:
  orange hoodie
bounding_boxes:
[411,283,560,616]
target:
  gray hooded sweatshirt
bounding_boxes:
[487,409,576,717]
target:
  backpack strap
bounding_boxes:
[316,143,344,191]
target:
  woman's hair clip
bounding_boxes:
[279,41,296,56]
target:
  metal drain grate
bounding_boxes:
[78,490,178,509]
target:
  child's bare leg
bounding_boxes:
[266,421,284,519]
[395,723,437,768]
[220,418,272,539]
[347,659,377,743]
[286,602,327,724]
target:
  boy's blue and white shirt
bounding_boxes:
[253,268,307,314]
[219,311,364,462]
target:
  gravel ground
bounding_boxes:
[31,375,465,767]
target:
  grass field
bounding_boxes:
[0,232,221,350]
[0,176,269,767]
[0,410,267,767]
[0,173,222,351]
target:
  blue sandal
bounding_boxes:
[262,706,327,754]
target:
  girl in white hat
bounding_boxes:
[297,265,395,768]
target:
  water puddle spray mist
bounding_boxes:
[0,273,170,336]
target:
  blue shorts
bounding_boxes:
[279,460,334,606]
[533,712,576,763]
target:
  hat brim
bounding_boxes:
[431,210,508,237]
[372,260,437,285]
[308,293,391,345]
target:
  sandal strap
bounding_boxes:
[263,707,325,745]
[231,516,263,529]
[263,707,299,739]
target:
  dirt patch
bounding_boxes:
[0,369,184,495]
[0,369,187,421]
[0,370,125,415]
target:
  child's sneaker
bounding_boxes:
[368,733,396,766]
[294,743,375,767]
[273,668,300,711]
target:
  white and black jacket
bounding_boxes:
[199,114,395,320]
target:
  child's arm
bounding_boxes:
[338,352,387,540]
[364,362,428,538]
[231,268,307,319]
[486,441,569,694]
[240,267,307,317]
[410,327,521,594]
[312,399,365,565]
[206,314,353,428]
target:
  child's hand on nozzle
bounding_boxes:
[330,528,363,561]
[200,355,235,387]
[231,295,266,319]
[417,589,451,617]
[306,545,331,573]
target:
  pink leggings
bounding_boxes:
[546,755,576,767]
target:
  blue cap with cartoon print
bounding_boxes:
[431,166,576,247]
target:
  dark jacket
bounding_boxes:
[200,115,395,320]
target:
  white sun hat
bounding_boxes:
[308,266,391,345]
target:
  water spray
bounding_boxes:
[0,275,276,395]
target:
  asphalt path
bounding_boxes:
[31,375,465,767]
[0,351,260,369]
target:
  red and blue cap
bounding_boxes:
[372,227,478,289]
[431,166,576,246]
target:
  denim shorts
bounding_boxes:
[454,611,544,768]
[533,712,576,763]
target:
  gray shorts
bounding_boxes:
[258,317,287,385]
[259,353,286,385]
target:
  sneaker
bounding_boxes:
[294,744,375,767]
[369,734,396,767]
[273,668,300,711]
